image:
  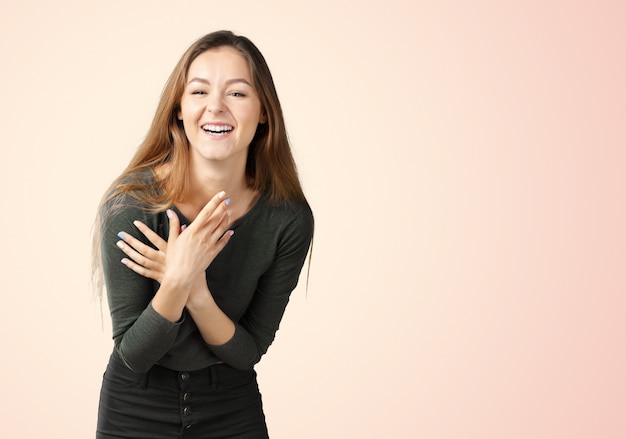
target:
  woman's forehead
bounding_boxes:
[186,47,253,83]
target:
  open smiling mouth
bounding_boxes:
[202,124,234,136]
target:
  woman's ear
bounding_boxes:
[259,109,267,124]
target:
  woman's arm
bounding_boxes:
[119,204,314,370]
[103,191,233,372]
[206,209,314,369]
[101,203,184,372]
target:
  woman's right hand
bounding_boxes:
[160,191,234,291]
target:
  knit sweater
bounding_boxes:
[100,181,313,373]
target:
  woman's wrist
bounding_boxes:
[152,275,195,322]
[185,282,213,312]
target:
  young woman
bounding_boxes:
[93,30,313,438]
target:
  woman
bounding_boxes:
[93,30,313,438]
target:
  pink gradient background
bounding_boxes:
[0,0,624,437]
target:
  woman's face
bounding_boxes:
[178,46,265,168]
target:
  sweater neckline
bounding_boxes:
[171,193,265,231]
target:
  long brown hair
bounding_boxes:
[92,30,309,298]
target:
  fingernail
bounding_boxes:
[228,230,234,237]
[166,209,174,219]
[121,258,128,265]
[117,232,126,239]
[116,241,125,249]
[218,191,226,199]
[225,198,232,206]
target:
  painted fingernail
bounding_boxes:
[116,241,125,249]
[228,230,234,237]
[166,209,174,219]
[121,258,128,265]
[225,198,232,206]
[117,232,126,239]
[218,191,226,199]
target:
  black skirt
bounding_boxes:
[96,349,269,439]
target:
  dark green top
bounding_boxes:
[101,181,313,373]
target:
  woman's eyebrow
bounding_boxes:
[187,77,253,86]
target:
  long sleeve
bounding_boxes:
[101,200,183,372]
[207,202,314,370]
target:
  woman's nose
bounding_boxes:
[206,94,225,114]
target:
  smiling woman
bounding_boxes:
[179,47,267,170]
[92,30,313,439]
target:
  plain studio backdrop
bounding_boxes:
[1,1,625,438]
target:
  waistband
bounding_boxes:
[109,349,255,390]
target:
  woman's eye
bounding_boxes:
[191,90,206,95]
[230,91,246,97]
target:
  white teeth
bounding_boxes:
[202,124,233,133]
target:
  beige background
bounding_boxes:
[1,0,625,438]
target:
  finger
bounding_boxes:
[116,239,161,270]
[212,210,232,236]
[133,220,167,251]
[214,229,235,254]
[203,201,231,238]
[166,209,180,242]
[121,257,163,283]
[195,191,231,226]
[117,231,165,265]
[204,204,234,246]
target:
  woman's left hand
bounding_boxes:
[117,220,169,283]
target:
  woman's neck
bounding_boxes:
[177,157,259,222]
